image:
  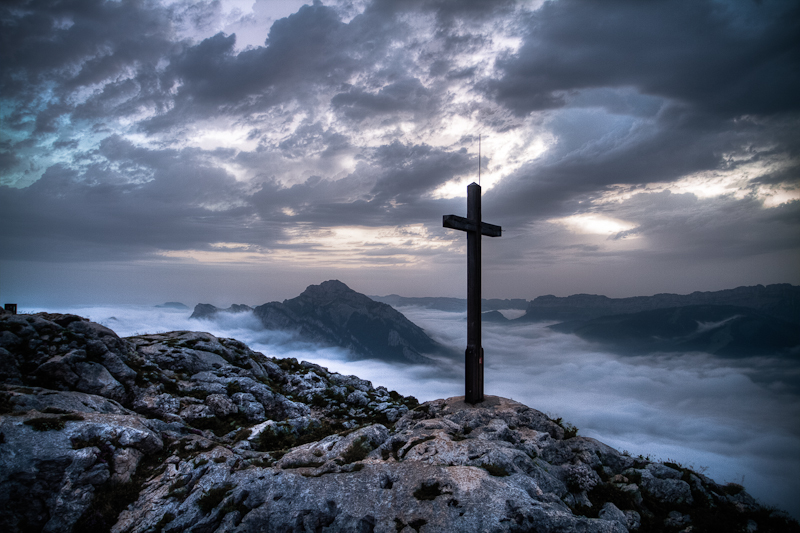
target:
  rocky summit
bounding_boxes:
[1,310,798,533]
[252,280,446,364]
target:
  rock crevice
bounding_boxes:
[1,310,797,533]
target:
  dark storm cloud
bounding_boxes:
[248,141,470,227]
[145,1,412,130]
[0,0,179,131]
[332,78,437,121]
[480,0,800,228]
[369,142,472,203]
[2,0,798,293]
[0,137,267,261]
[484,105,743,221]
[608,193,800,260]
[489,0,800,117]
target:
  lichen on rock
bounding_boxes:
[1,311,798,533]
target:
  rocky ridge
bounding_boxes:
[1,310,798,533]
[189,281,446,364]
[190,304,254,320]
[518,284,800,324]
[251,280,446,363]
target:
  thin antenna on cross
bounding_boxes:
[478,134,481,185]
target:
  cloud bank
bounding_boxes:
[1,0,798,303]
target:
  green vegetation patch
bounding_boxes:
[340,435,373,464]
[254,420,341,453]
[24,416,66,431]
[551,417,579,439]
[188,411,250,437]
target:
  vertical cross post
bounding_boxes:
[443,182,501,404]
[466,183,483,403]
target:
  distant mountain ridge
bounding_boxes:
[518,283,800,324]
[371,295,528,312]
[190,303,253,319]
[254,281,446,364]
[190,281,447,364]
[551,304,800,358]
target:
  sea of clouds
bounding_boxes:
[20,303,800,518]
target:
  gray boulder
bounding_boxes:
[1,312,797,533]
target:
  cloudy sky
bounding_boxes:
[2,0,799,306]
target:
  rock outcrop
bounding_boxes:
[1,310,798,533]
[190,304,253,320]
[253,280,447,363]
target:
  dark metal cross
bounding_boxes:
[443,182,501,404]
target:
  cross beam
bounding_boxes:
[443,182,501,404]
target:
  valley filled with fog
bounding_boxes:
[23,304,800,518]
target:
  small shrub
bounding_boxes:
[310,394,327,408]
[552,416,579,439]
[404,396,419,409]
[197,485,233,514]
[340,435,372,464]
[723,482,744,496]
[256,425,296,452]
[233,427,251,442]
[24,417,65,431]
[226,381,243,396]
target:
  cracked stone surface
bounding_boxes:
[1,309,798,533]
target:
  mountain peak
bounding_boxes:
[289,279,363,305]
[256,280,445,363]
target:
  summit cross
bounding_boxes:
[443,182,502,404]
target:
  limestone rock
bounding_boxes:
[253,280,449,363]
[1,312,798,533]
